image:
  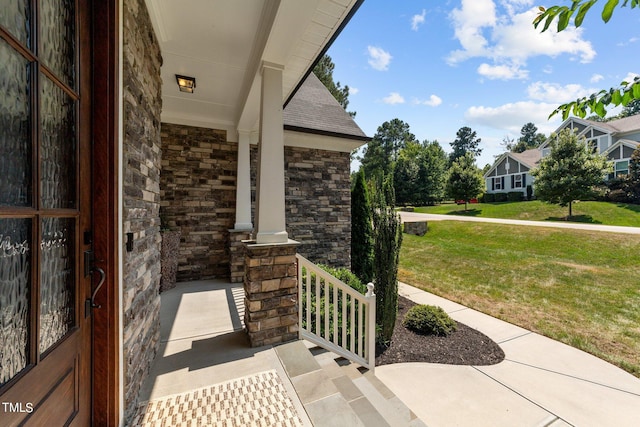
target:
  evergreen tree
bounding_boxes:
[393,141,421,205]
[361,119,416,180]
[446,152,484,211]
[418,140,448,205]
[371,176,402,344]
[351,170,374,283]
[531,129,611,217]
[619,99,640,118]
[449,126,482,164]
[313,54,355,117]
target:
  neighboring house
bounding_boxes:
[0,1,366,425]
[485,115,640,196]
[539,115,640,179]
[484,149,541,197]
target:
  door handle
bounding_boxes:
[89,266,106,309]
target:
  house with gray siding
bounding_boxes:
[539,115,640,178]
[484,149,541,197]
[485,115,640,197]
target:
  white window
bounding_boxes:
[494,177,502,190]
[514,174,522,188]
[615,160,629,177]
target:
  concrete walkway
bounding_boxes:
[399,211,640,234]
[375,282,640,427]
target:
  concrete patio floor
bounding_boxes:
[135,279,313,426]
[135,279,640,426]
[376,282,640,427]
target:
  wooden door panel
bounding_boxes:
[0,0,92,425]
[1,333,80,426]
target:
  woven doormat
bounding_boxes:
[131,370,304,427]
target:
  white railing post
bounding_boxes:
[366,282,376,372]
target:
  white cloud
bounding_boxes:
[590,74,604,83]
[617,36,639,47]
[350,87,359,95]
[622,72,639,84]
[477,63,528,80]
[383,92,405,105]
[542,65,553,74]
[411,9,426,31]
[367,46,392,71]
[447,2,596,79]
[527,81,597,103]
[413,95,443,107]
[465,101,562,135]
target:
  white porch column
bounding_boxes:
[234,130,253,230]
[255,62,288,244]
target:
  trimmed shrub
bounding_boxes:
[482,193,495,203]
[318,265,366,294]
[526,185,533,201]
[494,192,508,202]
[403,304,457,336]
[507,191,523,202]
[607,188,632,203]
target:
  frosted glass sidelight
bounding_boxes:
[0,218,32,386]
[40,75,76,209]
[0,39,32,207]
[39,217,75,355]
[0,0,31,47]
[39,0,76,88]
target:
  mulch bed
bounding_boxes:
[375,296,505,366]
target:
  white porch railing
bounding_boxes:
[296,254,376,371]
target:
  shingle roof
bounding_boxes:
[582,114,640,134]
[510,148,542,167]
[283,73,369,140]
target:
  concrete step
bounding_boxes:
[304,344,428,427]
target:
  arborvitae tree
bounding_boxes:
[371,175,402,344]
[351,170,374,283]
[531,129,611,217]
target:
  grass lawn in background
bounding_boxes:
[399,221,640,378]
[412,200,640,227]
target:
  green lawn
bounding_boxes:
[399,221,640,377]
[412,200,640,227]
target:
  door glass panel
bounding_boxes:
[0,38,32,207]
[0,0,31,47]
[40,75,76,209]
[39,217,75,355]
[0,218,32,386]
[40,0,76,89]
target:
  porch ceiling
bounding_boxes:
[145,0,360,140]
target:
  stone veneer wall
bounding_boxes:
[159,129,352,282]
[122,0,163,421]
[283,146,352,268]
[160,123,237,281]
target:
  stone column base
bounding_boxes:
[243,239,299,347]
[229,229,252,283]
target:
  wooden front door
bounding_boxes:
[0,1,93,425]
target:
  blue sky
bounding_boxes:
[325,0,640,169]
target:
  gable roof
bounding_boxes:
[283,72,369,141]
[483,148,541,178]
[510,149,542,167]
[603,114,640,134]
